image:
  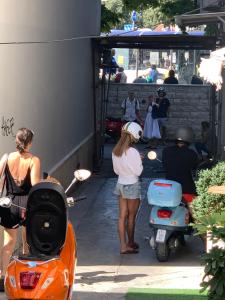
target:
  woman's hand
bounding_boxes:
[140,152,145,160]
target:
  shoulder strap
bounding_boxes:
[0,153,8,197]
[135,99,139,112]
[0,153,8,179]
[123,98,127,115]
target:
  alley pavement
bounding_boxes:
[71,142,204,300]
[0,142,204,300]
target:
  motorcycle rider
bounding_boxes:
[162,127,198,210]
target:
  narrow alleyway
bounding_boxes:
[71,142,204,300]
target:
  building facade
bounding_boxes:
[0,0,101,185]
[199,0,225,11]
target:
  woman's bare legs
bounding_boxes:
[127,199,140,247]
[0,228,18,277]
[22,226,29,255]
[118,197,128,252]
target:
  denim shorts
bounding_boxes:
[114,181,141,199]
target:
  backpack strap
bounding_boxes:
[123,98,127,115]
[135,99,139,112]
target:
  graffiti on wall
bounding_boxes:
[1,117,15,137]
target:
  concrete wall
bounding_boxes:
[106,83,212,139]
[0,0,101,185]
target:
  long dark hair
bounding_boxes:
[16,128,34,154]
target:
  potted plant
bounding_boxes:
[192,162,225,221]
[193,212,225,300]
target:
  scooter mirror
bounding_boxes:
[0,197,12,208]
[74,169,91,181]
[148,151,157,160]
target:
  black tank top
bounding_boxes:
[5,162,32,196]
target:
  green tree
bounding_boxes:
[101,0,199,32]
[123,0,198,27]
[101,4,121,32]
[104,0,130,29]
[142,7,167,28]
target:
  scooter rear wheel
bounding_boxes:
[156,243,170,262]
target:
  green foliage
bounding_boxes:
[192,162,225,221]
[192,163,225,300]
[123,0,198,24]
[122,0,157,11]
[205,24,219,37]
[193,212,225,300]
[201,247,225,300]
[102,0,199,32]
[193,212,225,240]
[101,4,121,32]
[142,7,168,28]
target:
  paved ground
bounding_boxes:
[71,143,204,300]
[0,142,204,299]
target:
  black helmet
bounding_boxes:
[175,127,194,144]
[157,87,166,96]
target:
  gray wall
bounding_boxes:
[0,0,101,176]
[106,83,212,139]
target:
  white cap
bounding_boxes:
[122,122,143,140]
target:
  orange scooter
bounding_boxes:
[2,169,91,300]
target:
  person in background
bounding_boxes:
[121,91,142,124]
[0,128,41,291]
[191,75,203,85]
[104,48,119,75]
[156,87,170,141]
[147,64,158,83]
[143,95,161,141]
[194,121,212,159]
[112,122,143,254]
[164,69,178,84]
[162,127,198,213]
[115,67,127,83]
[133,76,147,83]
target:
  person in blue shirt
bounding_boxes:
[147,64,158,83]
[105,48,119,75]
[156,87,170,141]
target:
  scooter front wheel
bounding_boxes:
[155,242,170,262]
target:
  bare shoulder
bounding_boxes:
[7,152,17,159]
[31,155,41,166]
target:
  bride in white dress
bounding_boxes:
[143,95,161,140]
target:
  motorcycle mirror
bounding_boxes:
[148,151,157,160]
[0,197,12,208]
[74,169,91,181]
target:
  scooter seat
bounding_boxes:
[26,182,67,256]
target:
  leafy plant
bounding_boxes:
[201,247,225,300]
[192,162,225,221]
[192,203,225,299]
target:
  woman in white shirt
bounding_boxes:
[112,122,143,254]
